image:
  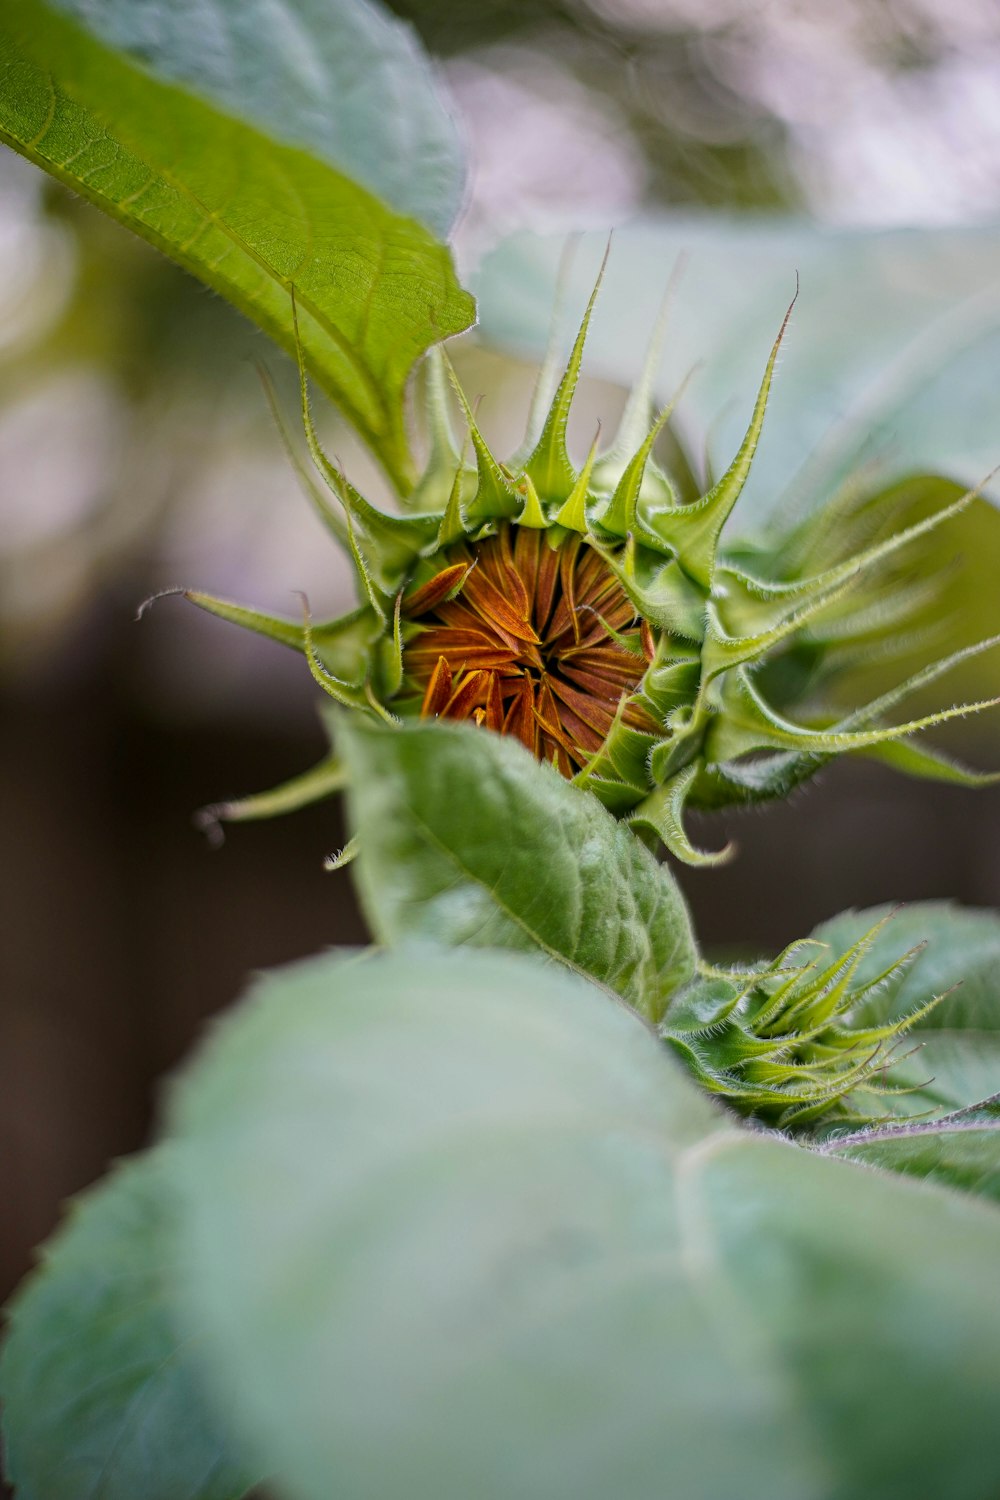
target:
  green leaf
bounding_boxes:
[167,944,1000,1500]
[337,715,698,1023]
[43,0,465,236]
[0,0,475,490]
[826,1107,1000,1208]
[811,902,1000,1119]
[0,1151,256,1500]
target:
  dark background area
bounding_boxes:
[3,0,1000,1313]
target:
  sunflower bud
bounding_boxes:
[663,911,941,1131]
[177,268,999,865]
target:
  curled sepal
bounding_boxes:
[256,361,349,548]
[323,835,359,872]
[306,442,438,595]
[684,748,824,812]
[138,589,383,684]
[628,763,734,868]
[698,485,981,687]
[292,297,439,595]
[593,544,707,638]
[691,633,1000,810]
[195,755,346,846]
[554,424,601,533]
[435,435,474,550]
[577,692,657,793]
[661,911,943,1132]
[515,472,548,529]
[374,594,405,700]
[299,597,378,714]
[137,588,304,653]
[590,395,681,542]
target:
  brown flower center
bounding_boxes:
[402,523,655,776]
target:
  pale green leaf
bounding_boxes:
[826,1113,1000,1207]
[0,1152,256,1500]
[337,715,698,1023]
[0,0,475,489]
[167,944,1000,1500]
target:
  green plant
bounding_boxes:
[165,277,999,867]
[3,4,1000,1499]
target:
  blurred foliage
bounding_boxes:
[0,158,368,684]
[386,0,799,211]
[387,0,1000,227]
[8,180,244,384]
[0,163,248,671]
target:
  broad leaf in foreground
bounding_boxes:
[168,945,1000,1500]
[0,1152,256,1500]
[338,715,698,1022]
[0,0,475,489]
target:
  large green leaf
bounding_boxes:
[337,715,698,1022]
[167,944,1000,1500]
[0,0,475,490]
[0,1152,257,1500]
[811,902,1000,1118]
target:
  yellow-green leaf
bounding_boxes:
[0,0,475,490]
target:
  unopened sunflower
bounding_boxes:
[170,270,999,865]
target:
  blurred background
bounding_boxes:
[3,0,1000,1312]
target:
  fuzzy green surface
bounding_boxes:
[0,1152,256,1500]
[166,943,1000,1500]
[339,713,698,1023]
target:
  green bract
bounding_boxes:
[170,269,1000,864]
[664,910,942,1130]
